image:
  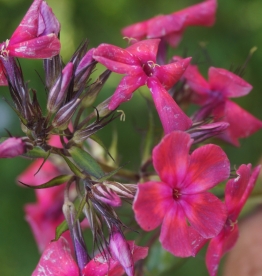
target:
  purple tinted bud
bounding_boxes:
[188,121,229,144]
[110,228,134,276]
[92,184,122,207]
[0,137,26,158]
[38,1,61,36]
[47,62,74,113]
[52,98,81,130]
[75,48,95,76]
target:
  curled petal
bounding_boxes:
[209,67,252,98]
[160,205,193,257]
[8,33,61,59]
[148,77,192,134]
[133,181,172,231]
[183,144,230,193]
[152,131,192,187]
[108,74,147,110]
[181,192,227,239]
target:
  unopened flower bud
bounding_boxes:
[92,183,121,207]
[0,137,27,158]
[47,62,74,113]
[110,228,134,276]
[187,121,229,144]
[52,98,81,130]
[95,96,112,117]
[63,200,90,272]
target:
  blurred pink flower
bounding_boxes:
[0,137,26,158]
[122,0,217,47]
[133,131,229,257]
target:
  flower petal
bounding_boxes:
[133,181,172,231]
[183,144,230,193]
[214,100,262,146]
[181,192,227,238]
[108,74,147,110]
[148,77,192,134]
[152,131,192,187]
[208,67,252,98]
[32,237,79,276]
[0,61,7,86]
[160,205,193,257]
[121,20,148,41]
[153,57,191,90]
[206,225,239,276]
[126,39,160,64]
[8,34,61,59]
[93,43,141,74]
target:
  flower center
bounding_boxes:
[0,39,10,59]
[142,60,159,77]
[228,218,238,231]
[172,188,181,200]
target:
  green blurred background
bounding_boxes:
[0,0,262,275]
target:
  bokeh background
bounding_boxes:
[0,0,262,275]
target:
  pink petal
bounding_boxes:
[146,14,185,39]
[8,33,61,59]
[0,137,26,158]
[32,237,79,276]
[148,77,192,134]
[160,205,193,257]
[181,192,227,238]
[183,144,230,193]
[133,181,172,231]
[208,67,252,98]
[153,57,191,90]
[93,43,141,75]
[214,100,262,146]
[175,0,217,28]
[108,74,147,110]
[9,0,43,45]
[152,131,192,187]
[164,31,184,48]
[206,225,239,276]
[0,61,8,86]
[126,39,160,64]
[121,20,148,41]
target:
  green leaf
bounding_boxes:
[19,174,72,189]
[23,146,49,159]
[54,220,68,241]
[59,154,85,179]
[68,146,105,179]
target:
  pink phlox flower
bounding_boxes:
[32,236,80,276]
[122,0,217,47]
[205,164,261,276]
[18,159,67,252]
[0,0,61,85]
[93,39,192,134]
[133,131,230,257]
[177,60,262,146]
[0,137,26,158]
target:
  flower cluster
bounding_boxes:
[0,0,261,276]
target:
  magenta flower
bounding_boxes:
[122,0,217,47]
[32,236,148,276]
[204,164,261,276]
[93,39,192,133]
[0,0,61,85]
[133,131,229,257]
[180,63,262,146]
[0,137,26,158]
[18,159,66,252]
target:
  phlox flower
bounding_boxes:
[93,39,192,134]
[179,62,262,146]
[32,236,148,276]
[122,0,217,47]
[204,164,261,276]
[0,0,61,85]
[133,131,230,257]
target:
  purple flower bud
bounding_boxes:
[187,121,229,144]
[47,62,74,113]
[110,228,134,276]
[92,184,122,207]
[0,137,26,158]
[52,98,81,130]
